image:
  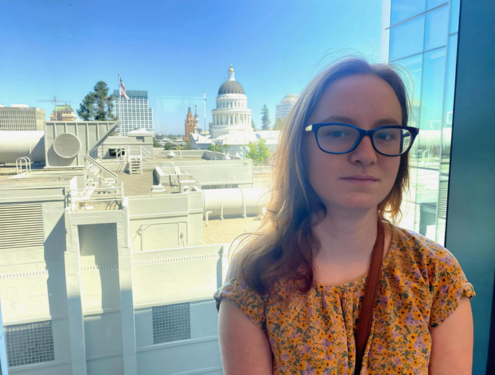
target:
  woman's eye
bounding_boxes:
[376,131,395,141]
[323,130,350,138]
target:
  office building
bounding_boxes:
[0,105,45,131]
[49,104,77,122]
[275,94,298,120]
[114,90,154,136]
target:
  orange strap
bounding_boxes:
[354,220,385,374]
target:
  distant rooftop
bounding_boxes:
[113,90,148,100]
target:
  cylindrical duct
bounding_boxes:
[203,187,269,219]
[0,131,45,163]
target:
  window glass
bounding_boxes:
[390,15,425,60]
[426,0,448,10]
[394,54,422,172]
[449,0,461,33]
[391,0,426,25]
[424,5,449,50]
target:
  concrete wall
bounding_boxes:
[0,182,72,375]
[0,178,225,375]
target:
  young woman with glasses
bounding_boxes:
[214,57,475,374]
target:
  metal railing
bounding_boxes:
[83,154,119,187]
[16,157,31,175]
[68,182,124,210]
[141,146,152,162]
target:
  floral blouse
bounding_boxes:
[214,227,476,374]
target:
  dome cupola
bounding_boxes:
[218,64,245,95]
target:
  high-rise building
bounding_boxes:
[275,94,299,120]
[113,90,154,136]
[0,105,45,131]
[49,104,77,122]
[184,107,195,139]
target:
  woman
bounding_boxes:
[214,57,475,374]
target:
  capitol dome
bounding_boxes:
[210,64,253,139]
[218,80,245,95]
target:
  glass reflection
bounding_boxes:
[391,0,426,25]
[390,16,425,61]
[418,48,447,169]
[425,5,449,51]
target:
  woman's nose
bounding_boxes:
[349,136,378,165]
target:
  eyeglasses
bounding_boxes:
[304,122,419,157]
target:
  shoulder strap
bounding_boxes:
[354,220,385,374]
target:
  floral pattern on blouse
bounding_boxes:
[214,227,476,374]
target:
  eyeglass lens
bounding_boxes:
[316,125,412,155]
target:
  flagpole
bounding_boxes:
[203,91,206,135]
[118,72,121,134]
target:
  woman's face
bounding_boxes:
[304,74,402,214]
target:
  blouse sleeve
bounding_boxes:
[213,257,267,332]
[428,244,476,328]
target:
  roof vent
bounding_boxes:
[53,133,81,158]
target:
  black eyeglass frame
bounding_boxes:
[304,122,420,157]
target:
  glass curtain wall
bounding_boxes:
[388,0,460,245]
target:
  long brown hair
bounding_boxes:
[234,56,412,295]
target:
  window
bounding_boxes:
[0,1,464,374]
[390,15,425,60]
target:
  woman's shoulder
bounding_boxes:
[392,226,455,263]
[391,226,472,287]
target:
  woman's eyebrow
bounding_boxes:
[318,116,401,127]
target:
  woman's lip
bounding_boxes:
[342,178,377,185]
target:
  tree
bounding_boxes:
[223,144,231,154]
[251,119,257,130]
[153,137,161,148]
[163,142,175,150]
[184,140,192,150]
[207,143,221,152]
[274,117,285,130]
[77,81,116,121]
[261,104,271,130]
[246,138,270,165]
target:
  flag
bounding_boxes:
[120,77,129,99]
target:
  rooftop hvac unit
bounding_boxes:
[53,133,81,158]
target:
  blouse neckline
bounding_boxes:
[313,227,398,293]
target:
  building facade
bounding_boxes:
[49,104,77,122]
[184,107,194,139]
[210,65,252,139]
[0,105,45,131]
[384,0,460,245]
[275,94,298,120]
[114,90,154,136]
[193,105,201,134]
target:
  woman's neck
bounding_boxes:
[312,208,380,263]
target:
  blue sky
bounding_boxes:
[0,0,384,135]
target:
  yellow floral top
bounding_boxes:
[214,227,475,374]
